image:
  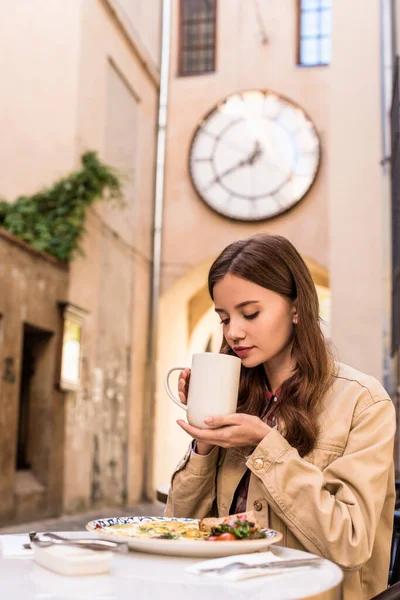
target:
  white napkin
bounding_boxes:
[0,534,33,558]
[32,543,112,575]
[186,551,315,581]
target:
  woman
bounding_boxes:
[165,234,395,600]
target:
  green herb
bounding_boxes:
[210,519,265,540]
[0,151,124,262]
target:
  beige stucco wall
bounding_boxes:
[117,0,162,67]
[154,0,388,491]
[0,0,82,200]
[328,0,384,378]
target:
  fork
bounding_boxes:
[29,531,127,552]
[199,556,325,574]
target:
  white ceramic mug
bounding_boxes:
[164,352,241,429]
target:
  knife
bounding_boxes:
[200,556,325,574]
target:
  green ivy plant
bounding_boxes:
[0,151,124,262]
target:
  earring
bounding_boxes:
[293,316,298,325]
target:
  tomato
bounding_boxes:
[216,533,237,541]
[207,532,237,541]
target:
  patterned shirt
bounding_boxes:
[229,388,280,515]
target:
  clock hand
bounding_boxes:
[248,141,263,165]
[248,139,287,176]
[219,155,252,178]
[210,144,261,186]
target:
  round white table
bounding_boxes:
[0,532,343,600]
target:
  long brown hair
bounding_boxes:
[208,234,334,457]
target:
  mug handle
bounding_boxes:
[164,366,189,411]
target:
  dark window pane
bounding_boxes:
[181,49,214,74]
[183,0,214,19]
[180,0,217,75]
[198,20,215,43]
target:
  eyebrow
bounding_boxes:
[215,300,260,314]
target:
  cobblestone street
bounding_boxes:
[0,502,165,534]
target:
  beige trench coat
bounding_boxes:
[165,363,396,600]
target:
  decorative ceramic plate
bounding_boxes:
[86,516,282,558]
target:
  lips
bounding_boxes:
[233,346,255,358]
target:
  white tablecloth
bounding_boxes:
[0,531,343,600]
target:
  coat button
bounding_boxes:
[253,500,263,511]
[253,457,264,470]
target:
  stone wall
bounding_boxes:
[0,230,68,525]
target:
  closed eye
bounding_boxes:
[219,312,259,325]
[244,312,259,320]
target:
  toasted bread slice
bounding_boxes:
[199,510,259,533]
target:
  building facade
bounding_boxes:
[0,0,397,520]
[153,0,394,491]
[0,0,162,524]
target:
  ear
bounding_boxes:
[292,300,298,325]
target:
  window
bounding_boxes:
[298,0,332,67]
[58,303,87,391]
[179,0,217,76]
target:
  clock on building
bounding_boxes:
[189,90,320,221]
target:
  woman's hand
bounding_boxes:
[178,368,191,405]
[177,413,271,448]
[177,369,215,455]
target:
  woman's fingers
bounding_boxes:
[204,414,242,427]
[177,420,218,442]
[184,369,191,396]
[176,414,270,448]
[178,369,191,404]
[176,415,238,440]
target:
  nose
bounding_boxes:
[226,318,246,343]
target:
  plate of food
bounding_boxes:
[86,511,282,557]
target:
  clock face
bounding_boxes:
[189,90,320,221]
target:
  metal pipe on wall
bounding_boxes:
[379,0,394,394]
[142,0,172,501]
